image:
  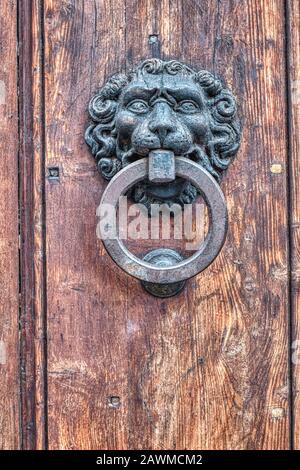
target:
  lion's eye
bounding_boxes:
[127,100,149,114]
[176,100,200,114]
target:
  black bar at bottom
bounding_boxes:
[0,450,299,466]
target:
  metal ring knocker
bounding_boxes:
[99,156,228,297]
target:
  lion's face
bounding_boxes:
[115,74,210,200]
[85,59,241,208]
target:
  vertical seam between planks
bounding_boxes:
[16,0,23,450]
[39,0,48,450]
[283,0,294,451]
[17,0,36,449]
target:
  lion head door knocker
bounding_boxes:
[85,59,241,297]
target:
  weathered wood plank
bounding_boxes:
[44,0,129,449]
[18,0,47,449]
[185,0,290,449]
[31,0,48,450]
[0,0,20,450]
[44,0,290,449]
[288,0,300,450]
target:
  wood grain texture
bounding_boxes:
[182,0,290,450]
[288,0,300,450]
[43,0,290,449]
[18,0,47,449]
[0,0,20,450]
[31,0,48,450]
[44,0,128,450]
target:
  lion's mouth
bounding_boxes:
[121,146,197,166]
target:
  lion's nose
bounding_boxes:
[148,102,176,142]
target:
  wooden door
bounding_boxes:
[0,0,299,450]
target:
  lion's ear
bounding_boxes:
[88,72,129,122]
[97,73,128,101]
[196,71,223,96]
[211,90,237,124]
[88,95,117,122]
